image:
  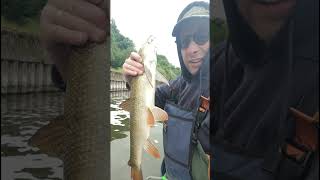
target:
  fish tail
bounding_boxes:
[131,167,143,180]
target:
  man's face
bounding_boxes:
[179,20,210,75]
[236,0,296,42]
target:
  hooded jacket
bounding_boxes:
[155,40,211,154]
[211,0,318,178]
[155,1,211,153]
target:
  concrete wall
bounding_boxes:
[1,28,129,95]
[1,28,167,95]
[1,59,129,94]
[1,28,59,94]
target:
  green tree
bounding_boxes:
[111,19,181,79]
[156,55,181,80]
[111,19,135,68]
[1,0,47,24]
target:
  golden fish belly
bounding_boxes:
[129,74,155,169]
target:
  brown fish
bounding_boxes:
[28,1,110,178]
[120,36,168,180]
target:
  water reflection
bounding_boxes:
[1,93,64,180]
[1,91,163,180]
[110,98,130,141]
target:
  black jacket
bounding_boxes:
[211,0,318,179]
[155,49,211,153]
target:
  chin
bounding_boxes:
[189,69,200,76]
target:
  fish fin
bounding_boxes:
[145,66,154,88]
[147,108,155,127]
[131,167,143,180]
[144,138,161,159]
[29,115,66,159]
[313,112,319,123]
[156,70,169,86]
[119,98,131,111]
[151,106,168,122]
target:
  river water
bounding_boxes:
[1,92,164,180]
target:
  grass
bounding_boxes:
[1,16,40,36]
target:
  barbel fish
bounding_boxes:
[120,36,168,180]
[28,1,110,179]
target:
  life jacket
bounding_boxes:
[163,54,210,180]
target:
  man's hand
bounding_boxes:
[122,52,145,84]
[40,0,108,81]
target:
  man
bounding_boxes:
[42,0,211,179]
[211,0,318,179]
[123,2,211,179]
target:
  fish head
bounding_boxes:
[139,36,158,85]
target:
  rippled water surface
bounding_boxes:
[1,92,163,180]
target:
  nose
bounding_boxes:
[185,40,199,54]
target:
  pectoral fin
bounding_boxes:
[29,115,66,159]
[156,70,169,86]
[147,108,155,127]
[131,167,143,180]
[144,138,160,159]
[150,106,168,122]
[119,98,132,111]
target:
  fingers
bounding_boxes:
[123,59,144,76]
[49,0,107,30]
[122,52,144,78]
[43,5,105,43]
[41,21,88,46]
[127,52,144,73]
[41,0,108,46]
[129,52,143,63]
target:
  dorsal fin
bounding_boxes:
[29,115,67,159]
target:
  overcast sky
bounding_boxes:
[111,0,210,68]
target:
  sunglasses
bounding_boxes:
[179,31,209,49]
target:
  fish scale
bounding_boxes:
[62,43,110,180]
[29,27,110,180]
[119,36,169,180]
[29,1,110,179]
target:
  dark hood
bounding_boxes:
[213,0,319,153]
[172,1,210,82]
[223,0,318,64]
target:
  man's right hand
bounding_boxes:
[122,52,145,84]
[41,0,108,81]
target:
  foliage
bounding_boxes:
[111,19,136,68]
[156,55,181,80]
[111,19,180,80]
[1,0,47,24]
